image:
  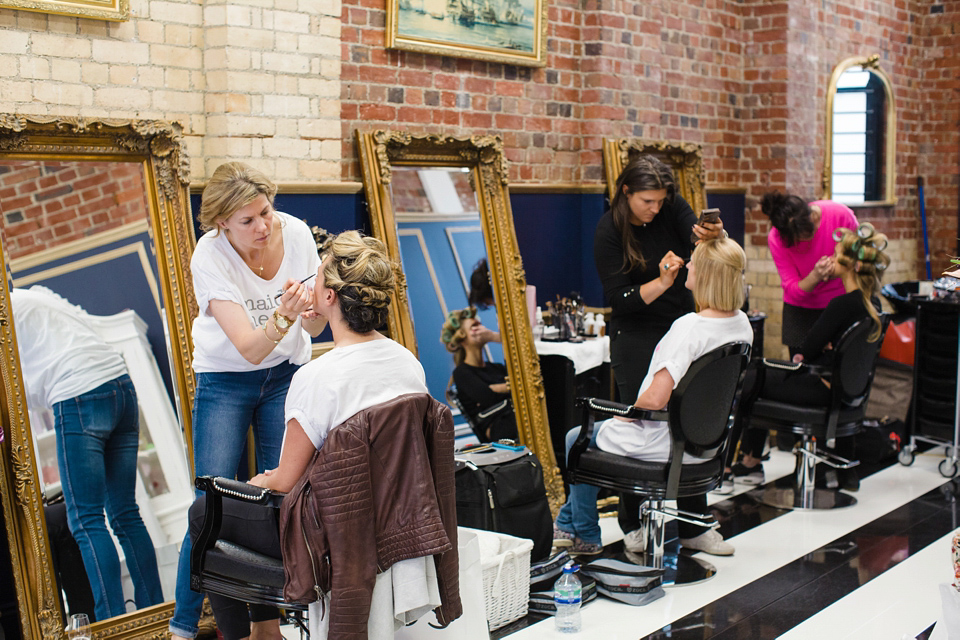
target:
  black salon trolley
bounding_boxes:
[899,297,960,477]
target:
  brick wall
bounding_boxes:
[0,161,146,259]
[0,0,341,181]
[917,2,960,277]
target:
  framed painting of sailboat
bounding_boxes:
[386,0,547,67]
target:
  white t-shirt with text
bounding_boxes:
[191,211,321,373]
[596,311,753,464]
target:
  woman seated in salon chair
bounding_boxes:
[187,231,461,640]
[442,307,518,442]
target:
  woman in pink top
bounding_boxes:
[762,192,858,354]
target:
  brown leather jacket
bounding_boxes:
[279,393,462,639]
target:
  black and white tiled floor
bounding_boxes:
[280,446,957,639]
[501,448,957,639]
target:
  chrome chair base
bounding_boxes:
[624,547,717,586]
[751,476,857,510]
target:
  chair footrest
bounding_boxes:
[643,504,718,529]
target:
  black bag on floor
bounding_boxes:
[857,417,904,463]
[455,444,553,561]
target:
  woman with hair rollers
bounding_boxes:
[737,222,891,492]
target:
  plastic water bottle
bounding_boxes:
[554,563,582,633]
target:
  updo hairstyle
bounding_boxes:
[198,162,278,233]
[321,231,396,334]
[760,191,814,248]
[832,222,891,342]
[690,237,746,312]
[611,155,677,273]
[440,307,478,366]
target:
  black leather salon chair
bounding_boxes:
[190,476,308,635]
[567,342,751,586]
[446,383,482,441]
[746,315,889,510]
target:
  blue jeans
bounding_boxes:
[554,427,602,546]
[55,374,163,621]
[169,361,298,638]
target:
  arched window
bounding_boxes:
[823,55,897,206]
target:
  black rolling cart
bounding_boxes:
[898,296,960,477]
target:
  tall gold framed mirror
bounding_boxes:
[355,130,563,507]
[823,54,896,206]
[0,116,195,639]
[602,138,707,213]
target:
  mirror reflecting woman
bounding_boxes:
[441,307,517,442]
[169,162,326,640]
[11,287,164,622]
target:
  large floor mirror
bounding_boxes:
[0,116,196,638]
[355,130,563,507]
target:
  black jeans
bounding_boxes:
[188,495,282,640]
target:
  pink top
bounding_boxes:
[768,200,858,309]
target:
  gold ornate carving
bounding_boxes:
[356,130,562,508]
[0,115,197,639]
[603,138,707,215]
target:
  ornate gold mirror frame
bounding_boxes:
[823,54,897,206]
[355,130,563,507]
[0,116,195,639]
[602,138,707,213]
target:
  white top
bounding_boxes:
[284,337,428,450]
[11,288,128,408]
[190,211,321,373]
[596,311,753,464]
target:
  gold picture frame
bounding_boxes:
[355,129,563,508]
[0,0,128,21]
[602,138,707,215]
[385,0,547,68]
[0,115,196,639]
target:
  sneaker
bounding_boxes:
[711,472,735,495]
[553,524,575,548]
[731,462,764,485]
[679,529,735,556]
[622,528,646,553]
[569,538,603,556]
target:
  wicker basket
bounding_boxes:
[475,529,534,631]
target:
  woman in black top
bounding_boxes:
[594,155,725,542]
[442,307,517,442]
[736,223,890,490]
[595,155,726,402]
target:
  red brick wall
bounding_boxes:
[341,0,747,184]
[0,162,148,260]
[342,0,956,277]
[917,2,960,275]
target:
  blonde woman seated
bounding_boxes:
[187,232,440,640]
[441,308,518,442]
[553,238,753,556]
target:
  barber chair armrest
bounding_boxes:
[760,358,830,378]
[577,397,668,422]
[195,476,287,506]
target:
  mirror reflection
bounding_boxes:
[387,166,517,441]
[0,159,191,623]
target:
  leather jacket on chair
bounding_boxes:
[279,392,462,639]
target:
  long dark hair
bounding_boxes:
[760,191,814,248]
[611,155,676,272]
